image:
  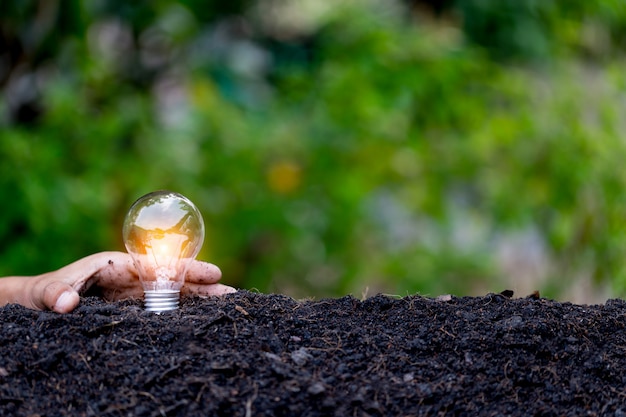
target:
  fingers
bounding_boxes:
[186,261,222,284]
[85,252,138,289]
[96,257,228,299]
[92,254,222,285]
[181,283,237,297]
[94,257,224,294]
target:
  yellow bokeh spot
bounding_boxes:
[267,161,302,194]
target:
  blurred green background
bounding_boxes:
[2,0,626,302]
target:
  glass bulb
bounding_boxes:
[122,191,205,313]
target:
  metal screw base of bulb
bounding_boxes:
[144,290,180,313]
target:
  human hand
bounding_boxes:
[1,251,235,313]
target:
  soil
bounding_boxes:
[1,290,626,417]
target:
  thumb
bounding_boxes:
[42,282,80,313]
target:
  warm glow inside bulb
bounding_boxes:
[122,191,205,312]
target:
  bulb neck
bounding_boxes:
[144,290,180,313]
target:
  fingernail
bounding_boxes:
[55,291,75,312]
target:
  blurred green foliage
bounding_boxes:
[2,0,626,300]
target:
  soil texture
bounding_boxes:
[1,290,626,416]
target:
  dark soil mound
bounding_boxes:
[1,291,626,416]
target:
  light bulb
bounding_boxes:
[122,191,205,313]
